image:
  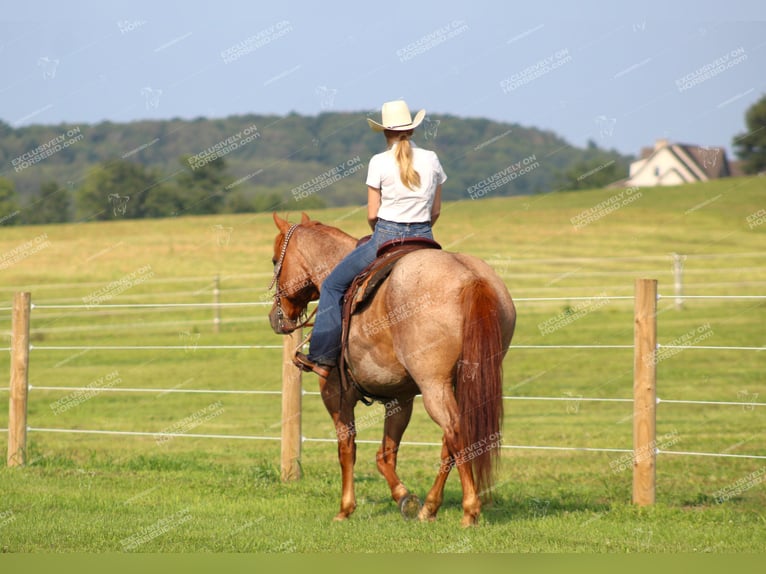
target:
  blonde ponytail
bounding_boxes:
[394,132,421,190]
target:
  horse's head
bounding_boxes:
[268,212,325,334]
[268,212,358,334]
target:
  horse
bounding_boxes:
[268,212,516,526]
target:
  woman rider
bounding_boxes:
[294,100,447,378]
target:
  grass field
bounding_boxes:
[0,177,764,553]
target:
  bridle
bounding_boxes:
[269,224,298,291]
[269,223,317,332]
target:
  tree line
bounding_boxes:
[0,155,305,226]
[4,93,766,227]
[1,110,640,226]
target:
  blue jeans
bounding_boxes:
[308,219,434,366]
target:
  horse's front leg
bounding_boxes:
[375,396,419,517]
[319,372,357,521]
[333,407,357,521]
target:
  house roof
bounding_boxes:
[632,140,730,184]
[676,144,730,179]
[639,147,654,160]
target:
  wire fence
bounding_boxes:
[3,290,764,464]
[3,250,766,312]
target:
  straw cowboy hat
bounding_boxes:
[367,100,426,132]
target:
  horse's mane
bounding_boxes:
[301,219,357,242]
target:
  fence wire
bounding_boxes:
[3,292,764,464]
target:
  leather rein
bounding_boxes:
[269,223,317,332]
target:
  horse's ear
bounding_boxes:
[300,212,311,225]
[272,212,291,233]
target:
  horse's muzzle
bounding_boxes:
[269,303,298,335]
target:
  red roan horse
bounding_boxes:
[268,213,516,526]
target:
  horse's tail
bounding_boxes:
[456,278,505,499]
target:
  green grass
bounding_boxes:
[0,177,764,552]
[2,451,765,553]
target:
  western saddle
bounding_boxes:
[339,236,441,405]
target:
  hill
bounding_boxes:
[0,112,630,224]
[1,175,762,296]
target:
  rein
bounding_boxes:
[269,223,316,331]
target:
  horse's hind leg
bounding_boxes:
[418,387,481,527]
[375,396,418,517]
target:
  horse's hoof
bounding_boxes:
[398,494,422,520]
[333,512,349,522]
[417,507,437,522]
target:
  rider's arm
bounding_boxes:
[367,186,381,231]
[430,184,442,225]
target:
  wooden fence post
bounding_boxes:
[8,292,31,467]
[633,279,657,505]
[280,328,302,481]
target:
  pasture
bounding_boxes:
[1,177,764,553]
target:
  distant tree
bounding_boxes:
[173,156,234,215]
[733,94,766,174]
[554,157,627,191]
[0,177,21,225]
[135,172,174,218]
[76,159,162,221]
[141,184,188,218]
[24,181,71,224]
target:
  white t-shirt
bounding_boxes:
[365,142,447,223]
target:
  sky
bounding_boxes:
[1,0,765,158]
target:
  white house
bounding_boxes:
[625,138,733,187]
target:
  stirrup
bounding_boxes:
[293,352,332,378]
